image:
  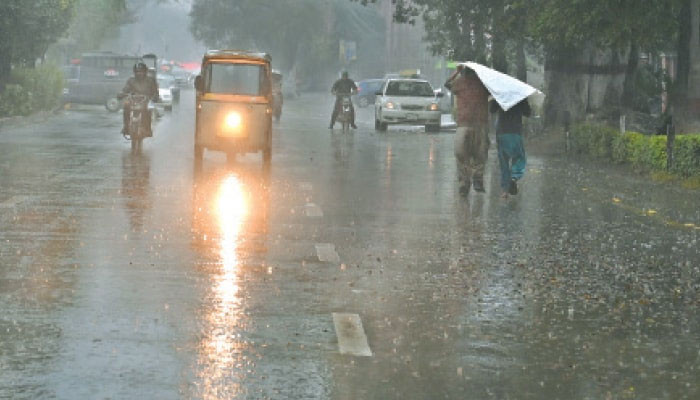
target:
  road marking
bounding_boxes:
[315,243,339,263]
[332,313,373,357]
[305,203,323,217]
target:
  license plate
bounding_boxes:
[406,113,418,121]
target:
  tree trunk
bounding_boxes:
[676,0,700,131]
[544,45,630,127]
[515,39,527,82]
[621,42,639,110]
[688,0,700,103]
[490,2,507,73]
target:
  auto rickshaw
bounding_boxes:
[271,70,283,122]
[193,50,273,164]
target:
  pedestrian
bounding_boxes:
[444,65,490,195]
[490,98,531,198]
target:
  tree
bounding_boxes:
[189,0,385,89]
[65,0,128,54]
[0,0,77,86]
[528,0,681,125]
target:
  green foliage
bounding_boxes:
[190,0,385,87]
[572,124,700,177]
[0,65,64,117]
[66,0,128,54]
[671,134,700,177]
[0,84,33,117]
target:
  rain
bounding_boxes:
[1,0,699,399]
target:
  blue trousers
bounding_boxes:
[496,134,527,191]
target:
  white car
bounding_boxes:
[374,79,443,132]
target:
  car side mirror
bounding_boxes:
[194,75,203,92]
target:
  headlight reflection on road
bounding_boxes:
[199,174,249,398]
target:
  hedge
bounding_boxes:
[571,124,700,177]
[0,64,64,117]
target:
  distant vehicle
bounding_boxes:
[62,52,141,107]
[374,78,443,132]
[353,79,385,108]
[156,74,179,111]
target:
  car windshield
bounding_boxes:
[385,81,434,97]
[205,63,265,95]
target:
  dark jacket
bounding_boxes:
[121,76,159,101]
[331,78,357,96]
[490,99,531,135]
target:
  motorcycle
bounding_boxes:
[336,94,353,133]
[124,93,155,152]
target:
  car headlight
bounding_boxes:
[385,102,395,110]
[428,103,439,111]
[225,112,242,129]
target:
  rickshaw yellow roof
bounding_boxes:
[203,50,271,63]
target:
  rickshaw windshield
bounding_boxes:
[205,63,266,95]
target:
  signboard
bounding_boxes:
[339,40,357,63]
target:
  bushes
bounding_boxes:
[0,64,64,117]
[571,123,700,178]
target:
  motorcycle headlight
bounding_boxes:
[428,103,439,111]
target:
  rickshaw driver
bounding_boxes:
[329,71,358,129]
[118,62,159,137]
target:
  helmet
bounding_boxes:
[341,71,349,79]
[133,62,148,73]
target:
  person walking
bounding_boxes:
[444,65,490,195]
[490,98,531,198]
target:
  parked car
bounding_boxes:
[353,79,385,108]
[374,79,443,132]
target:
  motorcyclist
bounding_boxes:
[118,62,159,137]
[329,71,358,129]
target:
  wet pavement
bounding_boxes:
[1,91,698,399]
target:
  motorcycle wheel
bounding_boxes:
[105,97,121,113]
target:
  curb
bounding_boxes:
[0,107,65,131]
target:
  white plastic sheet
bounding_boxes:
[460,62,544,112]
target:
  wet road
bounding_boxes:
[1,91,699,399]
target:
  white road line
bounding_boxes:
[332,313,373,357]
[305,203,323,217]
[315,243,340,263]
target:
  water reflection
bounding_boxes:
[190,164,270,399]
[121,152,151,232]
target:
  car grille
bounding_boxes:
[401,104,424,111]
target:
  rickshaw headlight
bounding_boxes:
[224,112,242,129]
